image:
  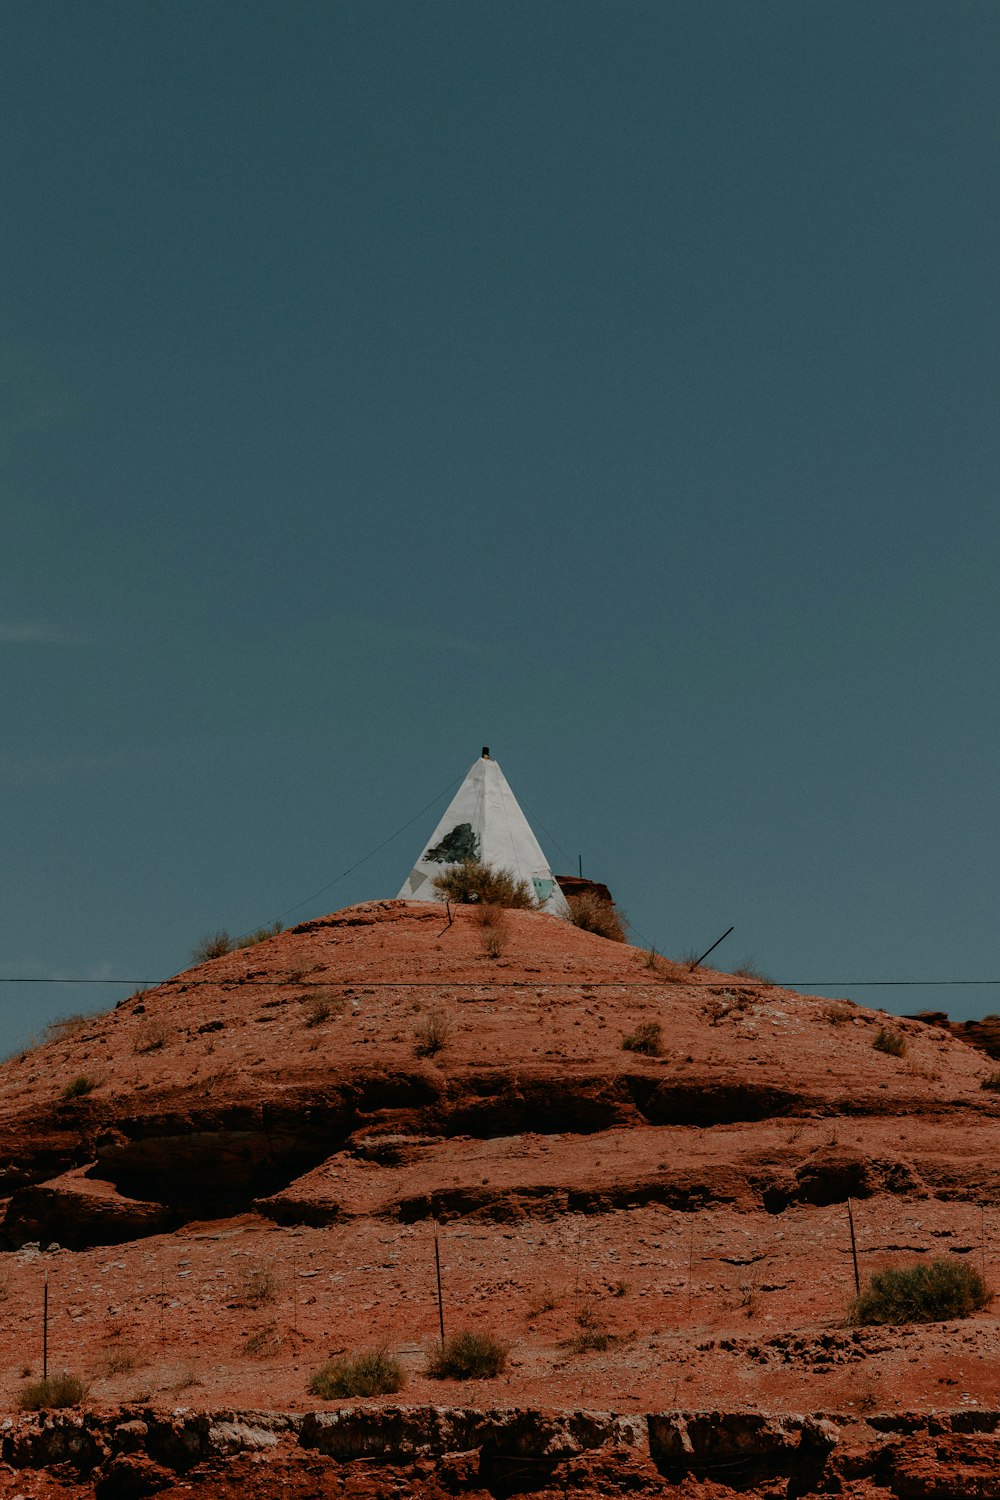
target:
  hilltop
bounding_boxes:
[1,900,999,1496]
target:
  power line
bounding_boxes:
[268,772,463,923]
[1,976,1000,989]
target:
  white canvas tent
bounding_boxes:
[398,749,570,915]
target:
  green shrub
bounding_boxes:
[981,1072,1000,1091]
[873,1028,906,1057]
[18,1372,87,1410]
[621,1021,662,1056]
[308,1347,404,1398]
[431,860,536,909]
[192,931,234,962]
[565,892,626,943]
[426,1329,509,1380]
[850,1257,990,1326]
[61,1074,96,1100]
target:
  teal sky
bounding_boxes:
[2,1,999,1053]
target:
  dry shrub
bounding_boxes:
[134,1019,171,1054]
[526,1288,561,1317]
[308,1347,404,1398]
[476,903,511,959]
[431,860,536,909]
[414,1009,451,1057]
[565,892,626,943]
[44,1014,89,1044]
[233,1260,277,1309]
[238,921,283,948]
[192,931,234,962]
[873,1028,906,1057]
[427,1330,508,1380]
[167,1363,202,1394]
[621,1021,662,1056]
[18,1372,87,1410]
[733,959,771,983]
[981,1072,1000,1092]
[823,1002,854,1025]
[244,1324,285,1359]
[567,1306,613,1353]
[99,1349,137,1377]
[303,991,343,1028]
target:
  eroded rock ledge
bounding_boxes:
[3,1404,1000,1497]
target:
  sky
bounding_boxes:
[2,1,998,1055]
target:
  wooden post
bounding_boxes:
[847,1199,860,1296]
[43,1271,49,1381]
[433,1216,445,1346]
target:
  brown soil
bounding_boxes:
[1,899,998,1496]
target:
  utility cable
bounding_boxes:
[2,976,1000,989]
[267,772,462,923]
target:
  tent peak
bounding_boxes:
[398,752,569,915]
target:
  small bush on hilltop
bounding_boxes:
[733,959,771,983]
[44,1014,89,1044]
[431,859,536,909]
[238,921,283,948]
[61,1075,97,1100]
[850,1258,990,1326]
[426,1330,509,1380]
[308,1347,405,1398]
[18,1372,87,1410]
[873,1028,907,1057]
[565,892,626,943]
[621,1021,662,1056]
[192,931,234,962]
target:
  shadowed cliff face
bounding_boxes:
[0,901,998,1428]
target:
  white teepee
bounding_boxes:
[398,748,570,915]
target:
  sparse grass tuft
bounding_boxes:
[414,1009,451,1057]
[431,859,536,909]
[426,1329,509,1380]
[850,1257,990,1326]
[61,1074,97,1100]
[476,902,511,959]
[733,959,771,983]
[621,1021,662,1056]
[44,1014,89,1044]
[823,1002,855,1025]
[233,1261,277,1309]
[308,1347,405,1398]
[981,1072,1000,1092]
[134,1019,171,1054]
[244,1324,285,1359]
[873,1028,907,1057]
[18,1372,87,1410]
[192,931,234,962]
[567,1305,614,1353]
[565,893,627,943]
[305,996,332,1032]
[238,921,284,948]
[568,1326,613,1352]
